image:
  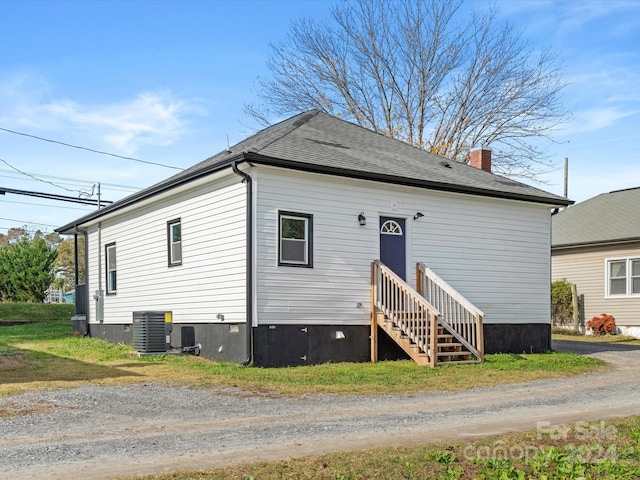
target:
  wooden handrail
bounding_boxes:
[417,264,484,317]
[371,260,440,365]
[416,263,484,361]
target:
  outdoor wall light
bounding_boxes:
[413,212,424,220]
[358,212,366,226]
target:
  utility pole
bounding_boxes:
[563,157,569,200]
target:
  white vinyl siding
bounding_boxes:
[255,166,554,326]
[85,174,246,324]
[552,242,640,327]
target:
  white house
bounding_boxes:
[57,111,570,367]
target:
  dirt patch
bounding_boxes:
[0,400,55,418]
[0,353,28,369]
[0,320,37,326]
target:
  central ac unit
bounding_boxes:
[132,311,171,354]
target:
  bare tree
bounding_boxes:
[246,0,569,179]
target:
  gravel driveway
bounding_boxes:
[2,342,640,480]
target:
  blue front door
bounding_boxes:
[380,216,406,280]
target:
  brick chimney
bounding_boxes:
[470,148,491,173]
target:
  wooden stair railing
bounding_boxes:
[416,263,484,363]
[371,260,481,367]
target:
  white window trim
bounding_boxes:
[380,220,403,236]
[605,257,640,298]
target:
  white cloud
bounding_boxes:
[42,92,200,154]
[498,1,640,34]
[0,73,206,154]
[566,107,638,135]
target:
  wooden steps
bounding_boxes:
[371,260,483,367]
[375,308,477,366]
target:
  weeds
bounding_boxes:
[128,417,640,479]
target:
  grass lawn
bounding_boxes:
[553,332,640,345]
[0,302,74,323]
[0,318,605,400]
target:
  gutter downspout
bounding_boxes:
[231,160,253,366]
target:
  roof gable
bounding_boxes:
[552,187,640,247]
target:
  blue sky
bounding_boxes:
[1,0,639,236]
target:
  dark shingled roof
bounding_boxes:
[58,110,570,233]
[552,187,640,248]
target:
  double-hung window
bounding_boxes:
[606,257,640,297]
[167,219,182,266]
[105,243,117,294]
[278,211,313,267]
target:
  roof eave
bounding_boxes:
[243,152,572,207]
[552,237,640,250]
[56,148,570,234]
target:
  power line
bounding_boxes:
[0,199,92,211]
[0,186,113,206]
[0,157,78,193]
[0,173,137,194]
[0,126,184,170]
[0,157,137,199]
[0,168,141,190]
[0,225,58,234]
[0,217,59,228]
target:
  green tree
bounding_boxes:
[55,236,85,291]
[0,226,28,247]
[0,237,57,302]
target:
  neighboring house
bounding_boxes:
[552,187,640,337]
[57,110,570,367]
[64,290,75,304]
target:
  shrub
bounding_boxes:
[587,313,617,336]
[551,279,574,326]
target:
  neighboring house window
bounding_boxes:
[606,258,640,297]
[167,218,182,266]
[105,243,117,294]
[279,211,313,267]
